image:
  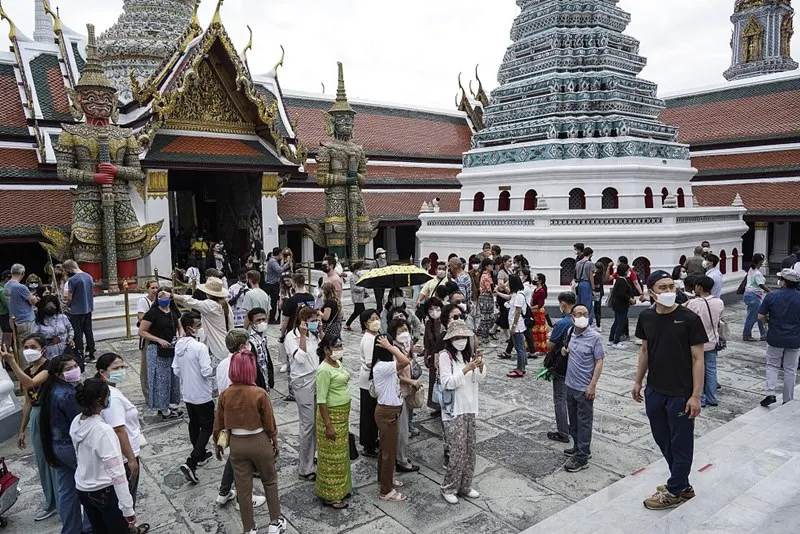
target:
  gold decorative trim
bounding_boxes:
[261,172,281,198]
[147,170,168,199]
[754,222,769,230]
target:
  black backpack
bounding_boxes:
[543,324,574,377]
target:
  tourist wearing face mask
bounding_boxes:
[438,319,485,504]
[315,338,352,509]
[345,262,367,332]
[416,261,449,320]
[423,298,445,412]
[173,311,215,485]
[358,309,382,456]
[561,305,605,473]
[476,259,496,340]
[95,353,146,525]
[137,279,160,402]
[1,335,58,522]
[140,289,183,420]
[382,290,421,338]
[39,353,93,533]
[390,318,422,474]
[632,270,708,510]
[32,295,74,360]
[372,248,389,307]
[285,307,322,480]
[248,308,275,390]
[70,378,140,533]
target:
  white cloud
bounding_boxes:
[1,0,797,109]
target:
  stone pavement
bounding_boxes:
[0,301,780,534]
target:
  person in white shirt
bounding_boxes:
[172,311,215,484]
[228,270,250,329]
[174,277,235,366]
[284,306,322,480]
[136,279,159,402]
[371,333,411,502]
[438,319,485,504]
[70,378,139,533]
[96,353,145,511]
[506,275,530,378]
[358,309,381,456]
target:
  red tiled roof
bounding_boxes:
[303,163,460,184]
[0,189,73,235]
[286,98,471,161]
[693,149,800,173]
[0,69,28,133]
[661,89,800,145]
[46,67,71,116]
[278,190,460,223]
[161,136,265,157]
[0,148,38,169]
[694,182,800,213]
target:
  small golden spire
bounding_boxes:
[191,0,201,29]
[212,0,224,25]
[328,62,354,114]
[0,1,18,41]
[41,0,61,33]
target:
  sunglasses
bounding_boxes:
[452,315,463,321]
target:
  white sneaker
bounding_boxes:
[267,518,287,534]
[235,494,267,511]
[612,343,627,350]
[279,364,287,373]
[215,489,236,505]
[595,326,603,332]
[442,491,458,504]
[606,341,613,346]
[635,338,643,346]
[462,488,480,499]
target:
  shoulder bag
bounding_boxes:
[543,326,574,376]
[702,298,727,352]
[410,355,423,380]
[405,384,426,409]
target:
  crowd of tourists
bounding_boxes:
[2,237,800,532]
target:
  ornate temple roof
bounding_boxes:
[97,0,197,102]
[725,0,797,81]
[467,0,688,166]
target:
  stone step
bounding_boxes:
[522,395,800,533]
[689,454,800,534]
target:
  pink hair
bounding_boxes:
[228,350,256,385]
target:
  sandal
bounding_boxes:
[323,500,349,509]
[379,489,407,501]
[392,479,405,487]
[132,525,150,534]
[507,369,524,378]
[299,472,317,481]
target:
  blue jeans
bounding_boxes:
[576,281,594,319]
[566,386,594,462]
[512,332,527,372]
[53,441,91,534]
[701,350,718,406]
[743,293,766,338]
[644,387,695,496]
[609,309,628,344]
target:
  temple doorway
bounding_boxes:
[167,170,263,273]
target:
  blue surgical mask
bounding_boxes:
[158,297,172,308]
[307,321,319,333]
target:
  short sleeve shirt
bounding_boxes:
[142,307,179,343]
[549,315,574,350]
[101,386,142,456]
[759,289,800,349]
[635,306,708,397]
[565,327,605,391]
[4,280,34,322]
[508,291,527,333]
[243,288,270,313]
[316,361,351,407]
[373,360,402,406]
[24,359,51,406]
[66,272,94,314]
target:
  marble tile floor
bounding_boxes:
[1,301,792,534]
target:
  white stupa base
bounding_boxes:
[418,206,748,298]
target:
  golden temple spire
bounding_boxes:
[329,62,355,114]
[76,24,116,91]
[472,64,489,107]
[212,0,224,25]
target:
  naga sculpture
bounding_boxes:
[42,24,161,293]
[306,63,376,261]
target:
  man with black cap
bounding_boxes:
[632,269,708,510]
[757,268,800,407]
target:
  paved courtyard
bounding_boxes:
[0,300,778,534]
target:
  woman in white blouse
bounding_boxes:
[284,306,321,481]
[358,309,381,456]
[438,319,485,504]
[136,280,158,401]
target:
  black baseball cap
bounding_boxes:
[646,270,672,288]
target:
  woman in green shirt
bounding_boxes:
[315,338,352,509]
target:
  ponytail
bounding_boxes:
[75,378,109,418]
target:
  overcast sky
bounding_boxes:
[2,0,798,109]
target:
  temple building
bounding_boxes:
[417,0,748,292]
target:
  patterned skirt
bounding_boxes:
[533,307,549,353]
[477,293,495,339]
[146,343,180,412]
[315,401,352,502]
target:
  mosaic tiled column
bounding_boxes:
[754,221,770,274]
[261,172,281,253]
[145,169,172,277]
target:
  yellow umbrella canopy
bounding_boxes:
[356,265,433,289]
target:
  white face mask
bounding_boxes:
[655,292,677,307]
[436,270,446,279]
[331,350,344,361]
[680,272,687,280]
[702,260,709,269]
[429,309,441,320]
[254,322,268,333]
[23,348,42,364]
[367,319,381,333]
[457,303,467,312]
[471,264,480,271]
[194,328,206,342]
[452,338,468,351]
[397,332,411,346]
[573,317,590,329]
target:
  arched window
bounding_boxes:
[602,187,619,209]
[644,187,654,209]
[732,248,739,272]
[633,257,651,285]
[569,188,586,210]
[661,187,669,204]
[498,191,511,212]
[524,189,538,210]
[473,192,485,212]
[560,257,576,286]
[677,188,686,208]
[719,249,727,274]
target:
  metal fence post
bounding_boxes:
[123,281,131,340]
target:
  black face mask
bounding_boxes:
[43,307,58,316]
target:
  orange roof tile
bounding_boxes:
[0,189,73,234]
[161,136,265,157]
[0,69,28,134]
[47,67,71,116]
[303,163,460,184]
[694,182,800,213]
[278,191,460,223]
[0,148,38,169]
[693,149,800,173]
